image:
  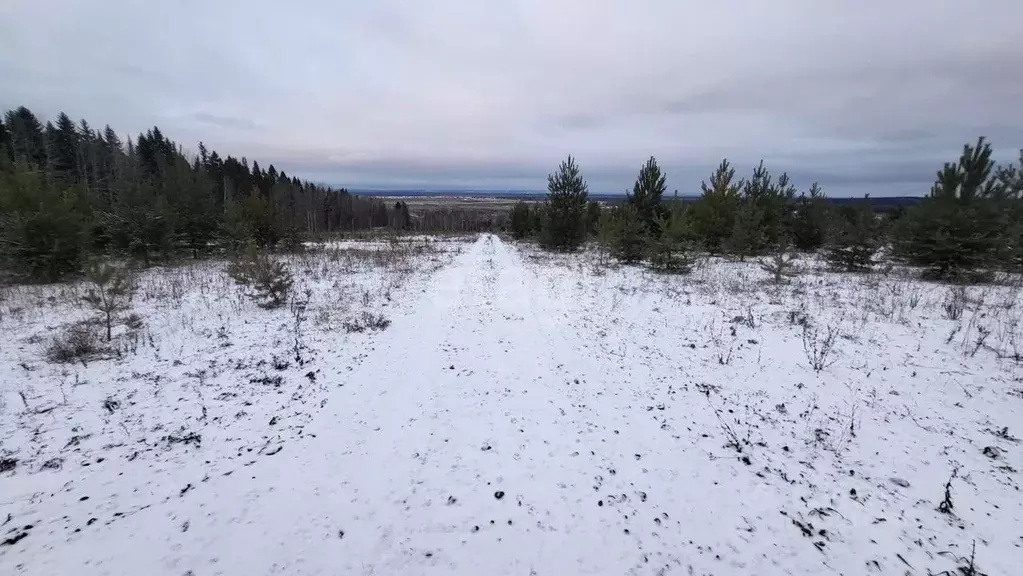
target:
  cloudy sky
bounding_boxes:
[2,0,1022,195]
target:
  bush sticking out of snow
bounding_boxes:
[45,322,106,363]
[801,321,838,372]
[342,311,391,334]
[944,286,967,320]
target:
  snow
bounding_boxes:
[2,234,1021,575]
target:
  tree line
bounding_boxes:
[511,139,1023,279]
[0,106,424,281]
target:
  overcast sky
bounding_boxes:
[2,0,1022,195]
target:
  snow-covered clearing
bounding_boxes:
[2,234,1021,575]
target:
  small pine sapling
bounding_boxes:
[228,244,294,309]
[601,205,647,263]
[648,204,695,273]
[81,261,136,341]
[726,200,765,261]
[759,243,798,283]
[825,201,880,272]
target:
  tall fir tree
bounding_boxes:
[4,107,48,168]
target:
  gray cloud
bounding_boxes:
[186,112,260,132]
[2,0,1022,195]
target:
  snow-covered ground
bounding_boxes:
[1,234,1021,575]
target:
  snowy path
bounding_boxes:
[7,234,1021,575]
[38,235,709,575]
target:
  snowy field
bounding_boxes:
[1,234,1021,575]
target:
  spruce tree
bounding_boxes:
[221,198,250,253]
[242,191,279,248]
[0,118,11,163]
[626,156,666,231]
[0,162,85,280]
[4,107,48,168]
[691,160,742,253]
[541,156,589,251]
[48,112,80,181]
[170,161,218,257]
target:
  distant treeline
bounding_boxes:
[360,191,923,213]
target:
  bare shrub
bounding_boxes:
[81,261,136,341]
[706,395,752,463]
[943,286,967,320]
[46,322,106,363]
[342,311,391,333]
[228,245,294,309]
[802,321,838,372]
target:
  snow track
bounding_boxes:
[3,234,1021,575]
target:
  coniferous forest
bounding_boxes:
[0,106,409,280]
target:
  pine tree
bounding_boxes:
[648,202,694,273]
[81,261,136,341]
[541,156,589,251]
[743,162,795,252]
[585,200,602,236]
[790,182,829,251]
[509,201,532,239]
[826,199,880,272]
[600,204,646,263]
[726,198,765,261]
[1008,200,1023,273]
[228,243,294,309]
[690,160,742,253]
[759,244,799,283]
[897,138,1014,279]
[626,156,666,231]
